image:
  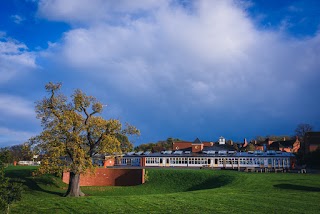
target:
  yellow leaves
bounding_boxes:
[32,82,140,176]
[92,102,102,113]
[72,89,102,115]
[123,122,140,136]
[99,135,121,155]
[106,119,122,133]
[45,82,62,92]
[73,89,91,110]
[88,116,107,127]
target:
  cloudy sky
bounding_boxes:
[0,0,319,147]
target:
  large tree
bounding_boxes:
[31,83,139,197]
[294,123,313,161]
[295,123,313,140]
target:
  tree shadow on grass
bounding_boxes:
[5,168,64,196]
[274,184,320,192]
[187,175,234,191]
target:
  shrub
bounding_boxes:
[0,162,23,214]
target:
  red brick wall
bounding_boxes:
[103,158,115,167]
[292,140,300,153]
[281,148,292,153]
[192,144,203,152]
[141,157,146,167]
[173,141,213,151]
[203,142,214,147]
[255,146,264,151]
[63,168,145,186]
[173,142,192,150]
[309,145,319,152]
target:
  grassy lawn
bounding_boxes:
[5,166,320,214]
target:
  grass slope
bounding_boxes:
[5,166,320,214]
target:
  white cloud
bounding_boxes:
[0,94,38,147]
[0,94,35,119]
[0,34,37,83]
[11,15,25,24]
[37,0,165,25]
[38,0,320,139]
[0,127,36,147]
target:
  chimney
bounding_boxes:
[243,138,248,147]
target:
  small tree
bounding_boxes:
[245,143,255,152]
[0,148,13,164]
[232,143,239,151]
[31,83,139,197]
[295,123,313,159]
[0,162,22,214]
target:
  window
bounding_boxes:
[234,159,238,164]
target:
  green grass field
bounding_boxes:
[5,166,320,214]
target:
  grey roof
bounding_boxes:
[123,151,294,158]
[202,144,235,151]
[270,140,296,149]
[192,138,203,145]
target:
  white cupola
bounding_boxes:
[218,136,226,145]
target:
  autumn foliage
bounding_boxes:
[31,83,139,197]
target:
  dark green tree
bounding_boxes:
[245,143,255,152]
[232,143,239,151]
[116,133,134,153]
[0,162,22,214]
[10,144,33,162]
[0,148,13,164]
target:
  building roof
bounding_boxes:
[123,150,294,158]
[270,139,296,149]
[255,141,267,146]
[192,138,203,145]
[174,141,192,144]
[202,144,235,151]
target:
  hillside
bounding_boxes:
[5,166,320,213]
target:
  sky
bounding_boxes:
[0,0,320,147]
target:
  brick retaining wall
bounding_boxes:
[63,168,145,186]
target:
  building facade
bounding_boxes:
[304,132,320,153]
[115,137,295,170]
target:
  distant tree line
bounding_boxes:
[134,137,181,152]
[133,124,316,154]
[0,144,34,164]
[0,134,135,165]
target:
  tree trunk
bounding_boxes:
[64,172,85,197]
[6,204,9,214]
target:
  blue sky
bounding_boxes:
[1,0,320,147]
